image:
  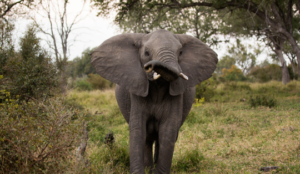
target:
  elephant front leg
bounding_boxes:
[155,96,183,174]
[129,117,146,174]
[155,124,177,174]
[129,95,147,174]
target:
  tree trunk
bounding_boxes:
[275,48,290,84]
[283,33,300,80]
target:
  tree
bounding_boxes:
[223,39,262,75]
[66,48,95,78]
[31,0,86,93]
[267,35,291,84]
[93,0,226,47]
[4,24,58,101]
[0,20,14,74]
[0,0,35,21]
[222,64,246,81]
[283,43,298,79]
[215,56,236,75]
[93,0,300,81]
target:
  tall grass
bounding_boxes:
[66,81,300,173]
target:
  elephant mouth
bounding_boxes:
[144,60,188,81]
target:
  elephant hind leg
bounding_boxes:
[144,140,154,173]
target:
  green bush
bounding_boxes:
[87,73,112,90]
[5,55,58,100]
[249,64,282,82]
[249,95,277,108]
[75,80,93,91]
[222,65,247,81]
[195,77,218,102]
[0,98,84,173]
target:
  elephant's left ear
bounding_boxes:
[170,34,218,96]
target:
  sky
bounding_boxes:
[13,0,271,63]
[14,0,120,60]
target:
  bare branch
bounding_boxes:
[0,0,23,19]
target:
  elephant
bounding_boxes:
[91,29,218,174]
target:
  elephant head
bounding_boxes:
[91,30,218,97]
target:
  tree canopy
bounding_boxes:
[93,0,300,84]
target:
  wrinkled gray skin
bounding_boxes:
[91,30,218,174]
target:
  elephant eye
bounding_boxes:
[179,51,183,56]
[145,51,150,56]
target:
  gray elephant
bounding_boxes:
[91,30,218,174]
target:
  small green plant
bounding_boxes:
[193,97,205,107]
[249,95,277,108]
[75,80,93,91]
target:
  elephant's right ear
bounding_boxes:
[91,33,148,97]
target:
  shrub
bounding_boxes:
[249,95,277,108]
[195,77,218,102]
[4,55,58,101]
[249,64,282,82]
[87,73,112,90]
[222,65,247,81]
[0,98,84,173]
[75,80,93,91]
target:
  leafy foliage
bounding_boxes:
[2,25,58,101]
[0,97,84,173]
[222,65,247,81]
[75,79,93,91]
[222,39,261,74]
[0,21,14,74]
[216,56,236,75]
[93,0,225,46]
[66,48,95,78]
[195,77,218,102]
[249,64,282,82]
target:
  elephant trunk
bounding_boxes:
[144,60,188,81]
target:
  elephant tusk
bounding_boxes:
[153,72,161,80]
[179,73,189,80]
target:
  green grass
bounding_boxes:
[66,81,300,173]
